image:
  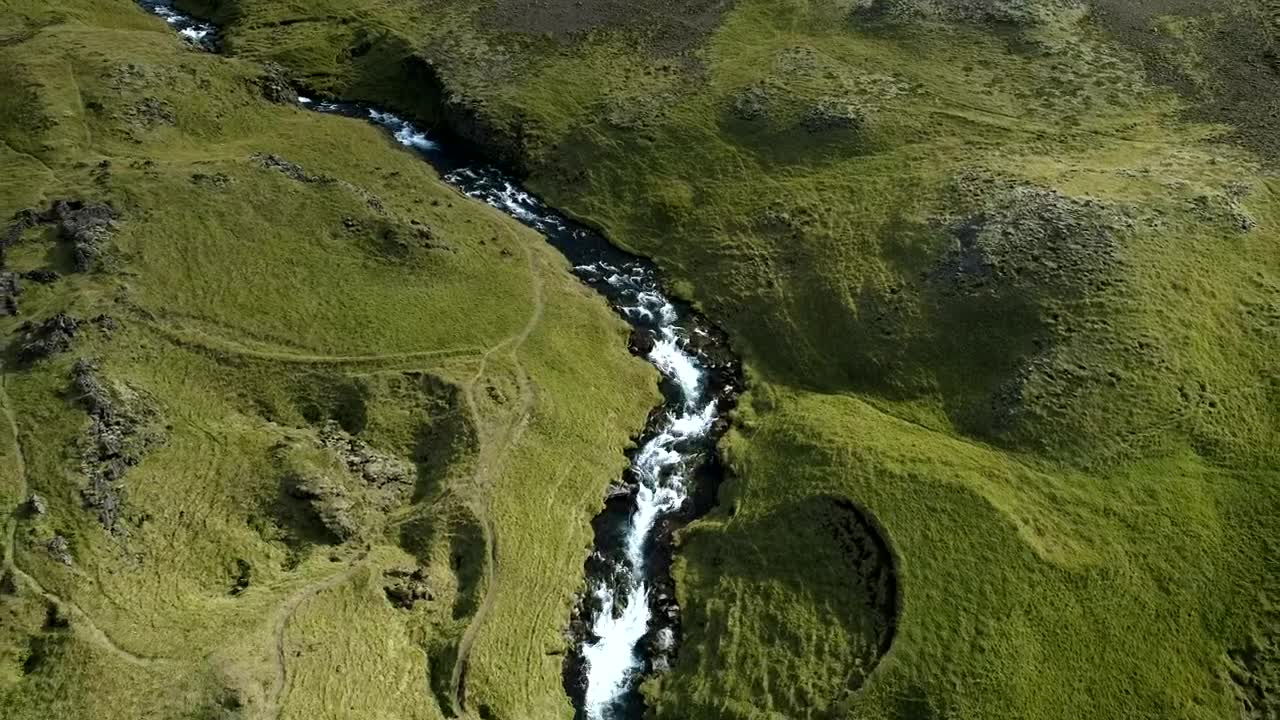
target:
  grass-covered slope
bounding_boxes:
[0,2,655,718]
[170,0,1280,718]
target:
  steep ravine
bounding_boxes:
[138,4,743,719]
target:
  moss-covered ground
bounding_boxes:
[0,2,655,718]
[151,0,1280,718]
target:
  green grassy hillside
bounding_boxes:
[162,0,1280,718]
[0,2,655,718]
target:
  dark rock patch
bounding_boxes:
[1088,0,1280,164]
[17,313,80,364]
[800,96,869,134]
[191,171,232,189]
[0,272,20,316]
[122,96,177,131]
[26,493,47,516]
[476,0,734,55]
[20,269,60,284]
[251,153,335,184]
[230,559,252,596]
[45,536,72,566]
[1227,616,1279,720]
[729,82,773,123]
[930,175,1130,302]
[70,358,167,533]
[256,62,298,104]
[383,566,432,609]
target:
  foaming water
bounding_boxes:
[137,0,217,49]
[135,5,741,715]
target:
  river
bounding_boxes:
[136,4,742,718]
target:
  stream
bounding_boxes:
[139,4,743,718]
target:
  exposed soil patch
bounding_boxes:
[476,0,735,55]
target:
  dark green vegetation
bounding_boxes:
[0,1,656,718]
[2,0,1279,719]
[164,0,1280,718]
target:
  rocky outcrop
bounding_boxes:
[46,536,73,566]
[251,153,336,184]
[71,358,167,533]
[276,423,416,544]
[383,566,433,609]
[1,272,20,316]
[17,313,80,364]
[48,200,117,272]
[20,269,60,284]
[800,96,869,134]
[931,176,1131,301]
[256,62,298,104]
[318,422,416,500]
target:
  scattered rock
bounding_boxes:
[17,313,80,364]
[383,566,432,609]
[730,82,773,122]
[46,536,72,566]
[92,314,120,335]
[486,385,507,404]
[1,272,20,316]
[20,269,60,284]
[800,96,869,133]
[256,62,298,104]
[230,559,252,596]
[71,358,166,533]
[931,176,1129,301]
[318,422,415,501]
[190,172,232,189]
[123,97,177,130]
[251,153,335,184]
[27,494,47,516]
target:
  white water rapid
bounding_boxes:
[572,262,720,720]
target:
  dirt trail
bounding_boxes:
[263,550,371,720]
[445,224,544,717]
